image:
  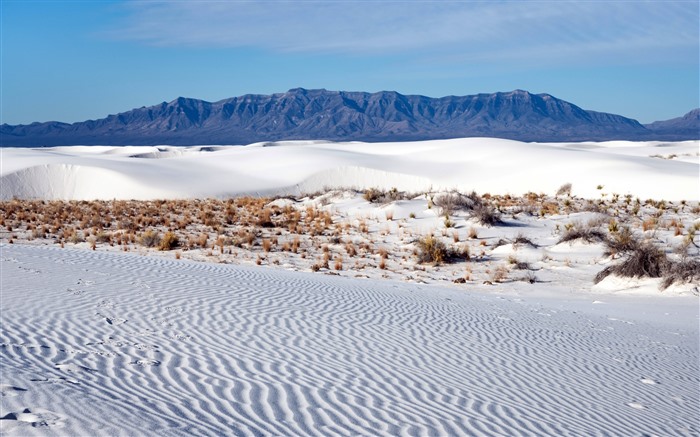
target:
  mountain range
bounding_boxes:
[2,89,698,146]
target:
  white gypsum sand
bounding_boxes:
[1,138,698,201]
[1,244,698,436]
[1,137,698,435]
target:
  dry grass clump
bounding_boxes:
[555,183,572,197]
[415,235,469,265]
[513,232,537,248]
[139,230,161,248]
[596,241,700,290]
[491,265,510,283]
[595,243,667,283]
[471,204,502,227]
[416,235,448,265]
[434,192,471,216]
[159,231,179,251]
[558,225,607,244]
[660,259,700,290]
[507,255,531,270]
[363,187,406,204]
[604,226,639,257]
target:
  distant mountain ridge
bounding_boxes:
[1,88,698,146]
[643,108,700,139]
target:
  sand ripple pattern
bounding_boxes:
[1,244,698,436]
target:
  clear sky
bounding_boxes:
[2,0,698,125]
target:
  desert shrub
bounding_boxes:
[362,188,381,203]
[660,259,700,289]
[262,238,272,252]
[604,226,639,257]
[507,255,530,270]
[492,238,510,249]
[416,235,448,265]
[31,227,47,240]
[582,201,604,213]
[471,204,502,226]
[363,187,405,204]
[491,265,509,283]
[513,232,538,248]
[444,216,454,228]
[95,231,112,244]
[345,242,357,257]
[594,243,668,284]
[386,187,405,201]
[434,192,470,216]
[415,235,469,265]
[556,183,572,197]
[520,271,538,284]
[257,209,275,228]
[465,191,483,209]
[139,230,161,248]
[159,232,179,251]
[69,233,85,244]
[558,226,607,244]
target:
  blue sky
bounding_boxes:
[2,0,698,125]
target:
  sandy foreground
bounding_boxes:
[1,138,699,435]
[1,243,698,436]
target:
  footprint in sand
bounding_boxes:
[30,376,80,385]
[96,299,114,309]
[0,385,28,397]
[96,312,127,325]
[1,408,65,428]
[55,363,96,374]
[105,317,127,326]
[130,359,161,367]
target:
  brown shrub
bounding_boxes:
[559,226,607,244]
[661,259,700,289]
[595,243,668,284]
[159,232,179,251]
[471,204,502,226]
[139,230,161,248]
[416,235,449,265]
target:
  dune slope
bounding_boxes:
[1,138,698,201]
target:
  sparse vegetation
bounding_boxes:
[1,191,696,294]
[471,204,502,227]
[558,225,607,244]
[660,259,700,289]
[556,183,572,197]
[595,243,668,283]
[140,230,161,248]
[159,232,179,251]
[416,235,448,265]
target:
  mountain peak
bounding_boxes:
[2,89,695,146]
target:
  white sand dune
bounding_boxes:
[1,244,698,436]
[2,138,698,200]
